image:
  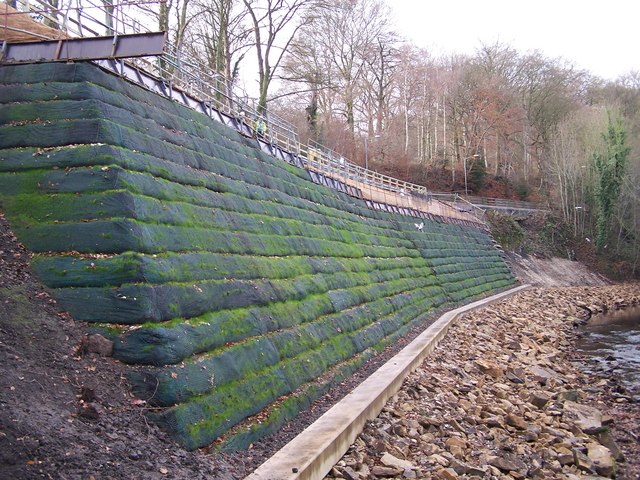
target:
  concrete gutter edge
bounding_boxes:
[246,284,531,480]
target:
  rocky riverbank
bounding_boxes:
[327,284,640,479]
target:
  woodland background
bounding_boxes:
[12,0,639,276]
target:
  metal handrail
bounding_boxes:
[461,195,546,211]
[11,0,156,37]
[301,145,427,195]
[6,1,430,199]
[3,0,543,223]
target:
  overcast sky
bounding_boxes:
[386,0,639,80]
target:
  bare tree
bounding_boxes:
[278,25,334,141]
[242,0,315,114]
[188,0,252,101]
[393,46,428,159]
[173,0,199,59]
[290,0,391,134]
[515,53,587,176]
[138,0,203,73]
[363,31,399,136]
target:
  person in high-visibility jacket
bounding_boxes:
[254,117,267,137]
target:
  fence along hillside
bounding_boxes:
[1,0,493,223]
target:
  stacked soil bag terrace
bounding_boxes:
[0,62,515,450]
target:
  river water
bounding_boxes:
[575,306,640,394]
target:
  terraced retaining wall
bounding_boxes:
[0,62,515,450]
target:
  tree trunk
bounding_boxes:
[345,83,354,132]
[43,0,60,29]
[103,0,115,34]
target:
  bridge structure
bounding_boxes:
[1,0,546,225]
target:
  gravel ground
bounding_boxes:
[326,285,640,479]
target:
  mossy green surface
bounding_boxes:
[0,61,515,450]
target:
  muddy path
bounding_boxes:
[0,212,243,479]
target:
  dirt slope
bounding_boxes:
[506,252,610,287]
[0,212,242,479]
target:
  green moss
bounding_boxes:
[0,61,516,451]
[0,285,36,328]
[218,349,374,451]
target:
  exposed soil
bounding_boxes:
[488,210,639,282]
[0,212,239,479]
[506,252,610,287]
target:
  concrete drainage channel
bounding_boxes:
[247,284,531,480]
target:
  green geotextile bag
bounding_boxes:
[0,61,515,451]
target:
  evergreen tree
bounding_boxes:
[594,114,630,252]
[468,157,487,193]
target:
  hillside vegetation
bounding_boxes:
[486,210,636,281]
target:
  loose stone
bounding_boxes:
[325,286,640,480]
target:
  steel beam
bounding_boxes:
[1,32,166,63]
